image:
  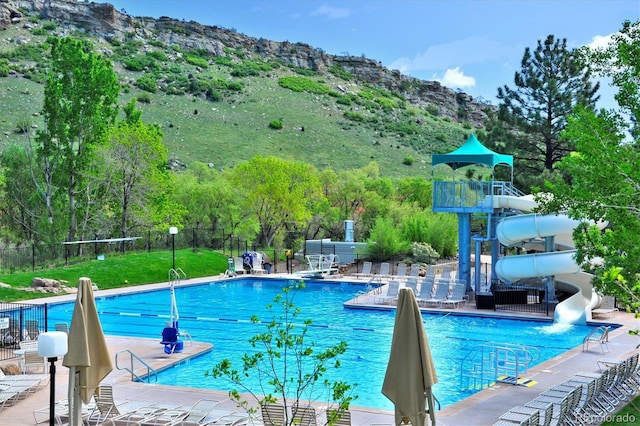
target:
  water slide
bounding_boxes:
[492,195,601,325]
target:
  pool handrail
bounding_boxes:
[115,349,158,383]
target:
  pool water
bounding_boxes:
[46,278,599,410]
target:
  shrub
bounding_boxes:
[15,118,31,134]
[268,120,283,130]
[278,76,331,95]
[185,55,208,68]
[366,217,410,261]
[137,93,151,103]
[411,242,439,264]
[403,156,414,166]
[0,59,9,77]
[135,75,157,93]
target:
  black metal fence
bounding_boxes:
[0,302,48,361]
[493,283,549,315]
[0,228,254,275]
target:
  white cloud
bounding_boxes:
[389,35,515,73]
[311,5,350,20]
[587,33,613,50]
[439,67,476,88]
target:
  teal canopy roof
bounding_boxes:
[432,134,513,170]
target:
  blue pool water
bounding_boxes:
[45,278,600,410]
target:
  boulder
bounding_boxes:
[31,277,61,288]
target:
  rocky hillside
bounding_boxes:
[0,0,492,128]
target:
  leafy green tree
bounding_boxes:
[176,162,258,240]
[0,145,42,242]
[229,156,325,247]
[538,21,640,310]
[210,282,356,425]
[36,37,120,242]
[99,99,179,237]
[492,35,600,190]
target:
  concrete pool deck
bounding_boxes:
[2,274,639,425]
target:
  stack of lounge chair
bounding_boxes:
[1,368,49,412]
[494,352,640,425]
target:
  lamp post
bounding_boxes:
[38,331,68,426]
[169,226,178,270]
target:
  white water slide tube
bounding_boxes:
[493,196,600,325]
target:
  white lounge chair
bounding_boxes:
[404,278,418,295]
[233,257,246,275]
[440,283,468,309]
[421,280,450,307]
[416,278,435,306]
[395,263,407,278]
[376,280,400,304]
[355,261,373,279]
[378,262,391,278]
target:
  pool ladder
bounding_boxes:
[459,343,540,390]
[115,349,158,383]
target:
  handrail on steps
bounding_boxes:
[115,349,158,383]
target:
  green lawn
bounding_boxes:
[0,248,229,302]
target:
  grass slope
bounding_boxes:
[0,248,229,302]
[0,16,473,179]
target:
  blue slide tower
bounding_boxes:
[431,134,515,294]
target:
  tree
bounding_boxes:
[538,21,640,310]
[36,37,120,242]
[209,282,356,425]
[229,156,324,247]
[492,35,600,190]
[99,99,178,237]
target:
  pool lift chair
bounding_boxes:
[161,268,185,354]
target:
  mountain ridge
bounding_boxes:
[0,0,494,177]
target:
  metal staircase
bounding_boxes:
[460,343,540,390]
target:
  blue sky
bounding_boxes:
[100,0,640,108]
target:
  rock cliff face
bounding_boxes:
[1,0,491,127]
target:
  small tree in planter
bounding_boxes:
[209,281,357,425]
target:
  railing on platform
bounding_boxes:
[433,180,524,213]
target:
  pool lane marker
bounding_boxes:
[101,310,386,333]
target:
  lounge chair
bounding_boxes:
[261,402,285,426]
[378,262,391,278]
[421,280,450,307]
[415,279,435,306]
[326,407,351,425]
[395,263,407,278]
[404,278,418,295]
[233,257,247,275]
[409,264,422,277]
[440,283,468,309]
[86,385,130,424]
[592,295,616,319]
[251,260,266,275]
[376,280,400,304]
[292,405,317,426]
[55,322,69,334]
[25,319,39,341]
[354,261,373,279]
[582,326,610,353]
[164,399,223,425]
[23,351,47,374]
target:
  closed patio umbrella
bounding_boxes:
[63,277,113,425]
[382,288,438,425]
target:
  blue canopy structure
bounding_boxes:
[432,134,513,171]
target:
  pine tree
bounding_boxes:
[490,35,600,190]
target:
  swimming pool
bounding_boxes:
[45,278,600,411]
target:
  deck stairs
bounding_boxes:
[460,343,540,390]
